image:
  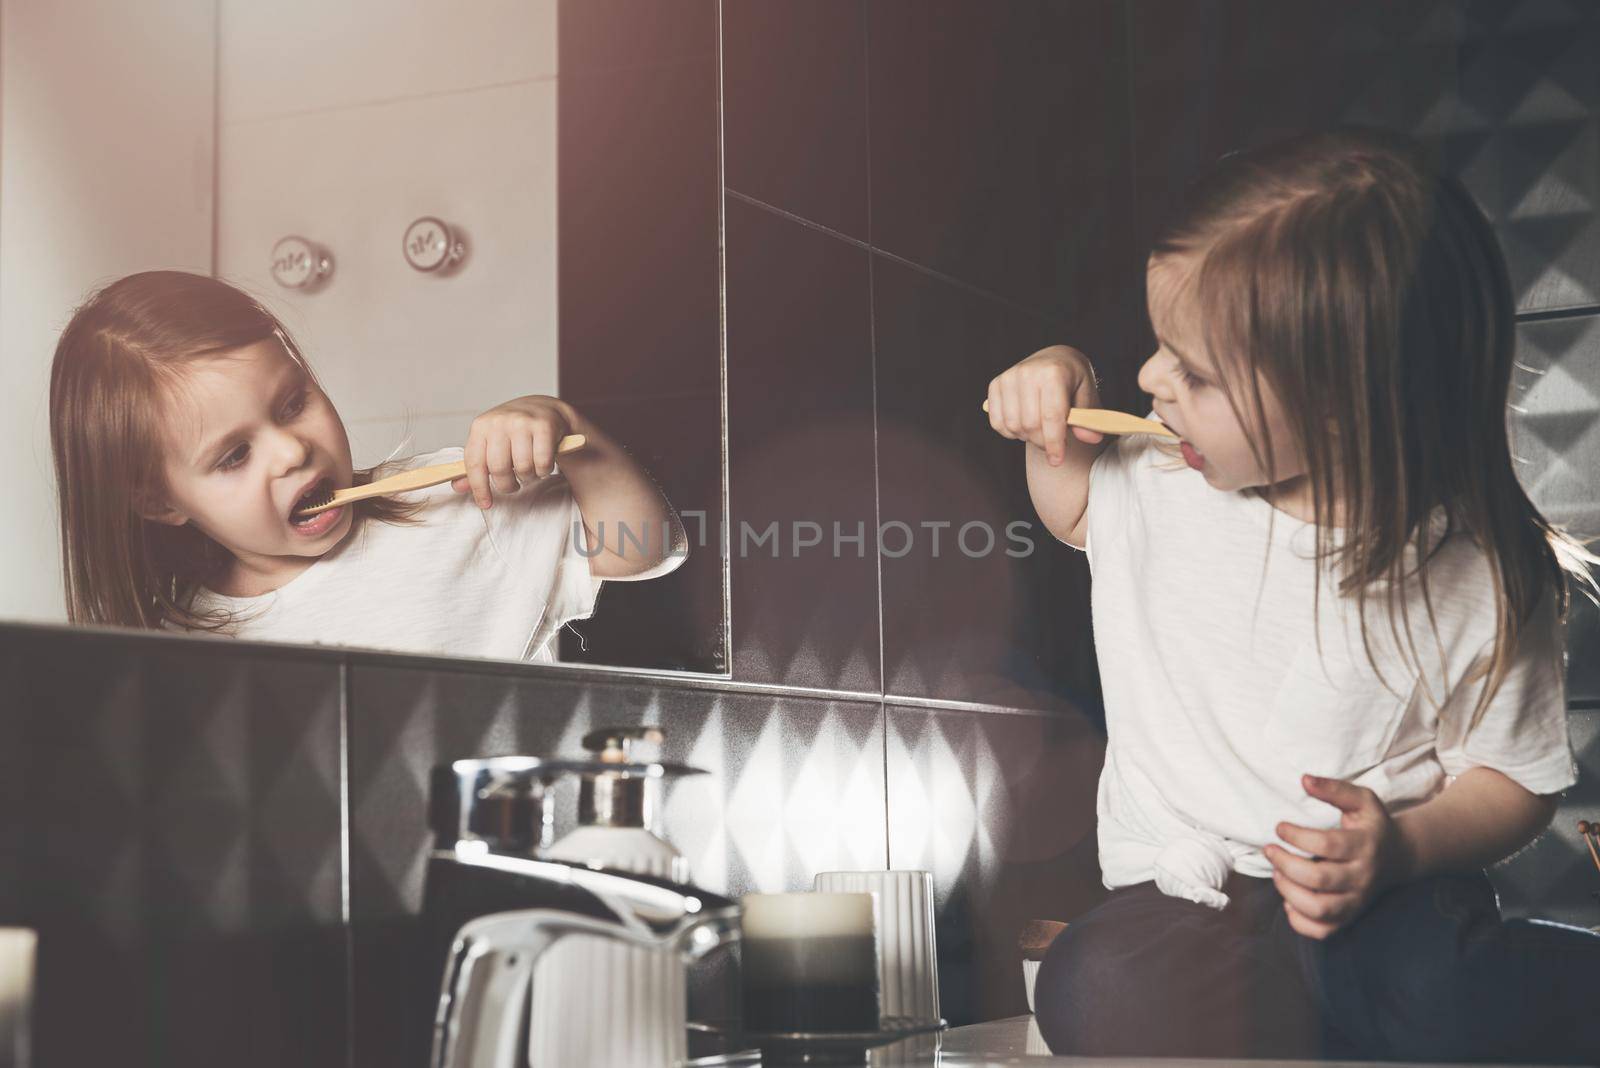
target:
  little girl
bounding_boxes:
[49,271,685,662]
[989,126,1600,1062]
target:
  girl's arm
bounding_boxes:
[550,402,685,580]
[1389,766,1558,881]
[1266,768,1556,940]
[454,396,685,580]
[989,346,1108,549]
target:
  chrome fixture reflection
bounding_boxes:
[403,216,467,273]
[269,235,333,291]
[422,747,744,1065]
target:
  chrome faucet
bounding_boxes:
[421,755,743,1067]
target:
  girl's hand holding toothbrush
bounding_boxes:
[1265,774,1409,940]
[452,395,576,509]
[986,345,1106,466]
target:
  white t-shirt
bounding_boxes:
[182,448,605,662]
[1084,426,1576,908]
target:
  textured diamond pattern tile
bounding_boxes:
[1510,314,1600,538]
[348,665,886,911]
[1509,313,1600,703]
[1490,708,1600,928]
[0,628,346,1068]
[885,704,1106,1025]
[1130,0,1600,313]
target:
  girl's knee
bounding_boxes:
[1033,922,1148,1054]
[1033,909,1247,1056]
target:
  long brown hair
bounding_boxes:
[1148,125,1598,733]
[49,270,420,632]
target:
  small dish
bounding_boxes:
[745,1016,946,1065]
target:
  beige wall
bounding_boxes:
[0,0,216,622]
[215,0,560,468]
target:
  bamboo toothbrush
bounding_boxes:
[1579,820,1600,878]
[979,401,1177,439]
[293,433,587,517]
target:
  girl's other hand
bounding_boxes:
[452,395,575,509]
[986,345,1105,466]
[1264,774,1408,940]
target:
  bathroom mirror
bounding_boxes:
[0,0,727,675]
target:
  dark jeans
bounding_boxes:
[1034,869,1600,1063]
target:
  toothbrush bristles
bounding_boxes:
[294,486,335,516]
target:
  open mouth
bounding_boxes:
[289,478,337,527]
[1179,441,1206,471]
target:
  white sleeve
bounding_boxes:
[482,472,604,659]
[1434,591,1577,795]
[1083,433,1147,570]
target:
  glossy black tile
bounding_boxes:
[557,389,727,673]
[559,0,717,75]
[559,57,722,401]
[885,703,1107,1025]
[723,0,870,239]
[724,197,880,690]
[1129,0,1450,247]
[0,629,346,1068]
[867,0,1132,319]
[872,254,1108,714]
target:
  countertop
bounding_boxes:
[694,1016,1555,1061]
[699,1014,1558,1066]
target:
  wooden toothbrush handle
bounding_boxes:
[332,433,588,502]
[977,402,1176,439]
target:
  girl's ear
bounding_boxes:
[134,492,188,526]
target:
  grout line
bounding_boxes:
[863,2,891,869]
[1515,304,1600,324]
[882,698,892,869]
[224,73,560,127]
[558,52,719,82]
[724,189,1068,327]
[338,659,355,1068]
[715,0,734,676]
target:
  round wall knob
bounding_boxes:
[403,216,467,273]
[269,236,334,291]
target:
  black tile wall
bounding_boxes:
[724,197,882,690]
[558,56,722,402]
[723,0,870,240]
[4,7,1600,1065]
[558,0,718,74]
[557,0,726,673]
[885,703,1108,1024]
[872,254,1103,714]
[0,629,346,1068]
[867,0,1133,323]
